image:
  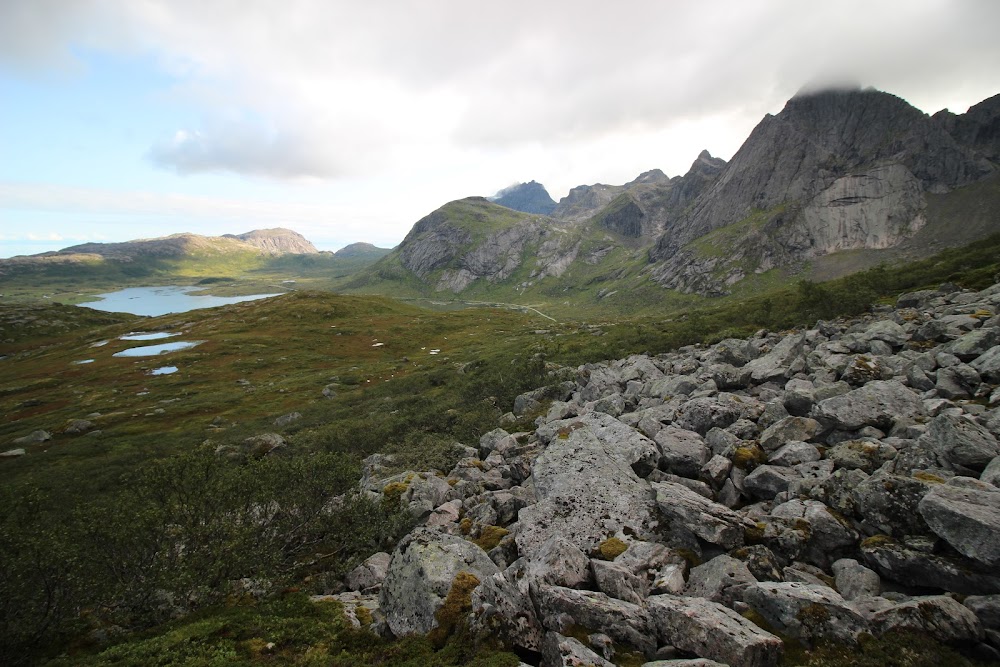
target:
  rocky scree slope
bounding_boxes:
[323,280,1000,666]
[649,88,999,294]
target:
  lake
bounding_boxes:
[79,285,283,316]
[112,341,204,357]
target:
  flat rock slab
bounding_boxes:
[534,585,655,655]
[811,380,923,431]
[652,481,751,549]
[870,595,984,644]
[918,478,1000,566]
[516,425,657,558]
[861,537,1000,595]
[743,581,869,646]
[647,594,783,667]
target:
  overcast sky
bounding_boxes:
[2,0,998,257]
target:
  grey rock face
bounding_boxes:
[964,595,1000,630]
[759,416,821,452]
[812,380,924,431]
[471,571,544,652]
[345,552,392,592]
[540,631,615,667]
[647,594,783,667]
[861,536,1000,595]
[534,585,655,655]
[852,472,932,536]
[591,559,648,605]
[744,581,869,646]
[831,558,881,600]
[919,413,1000,473]
[515,425,657,558]
[379,528,499,637]
[524,536,592,589]
[869,596,984,644]
[537,413,661,477]
[919,478,1000,566]
[655,426,710,478]
[653,481,750,549]
[684,555,757,604]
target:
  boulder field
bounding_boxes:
[323,281,1000,666]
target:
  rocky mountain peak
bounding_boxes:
[224,228,318,255]
[489,181,557,215]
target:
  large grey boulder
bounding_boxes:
[770,499,858,569]
[379,528,499,637]
[984,457,1000,487]
[870,596,984,644]
[536,413,661,477]
[964,595,1000,630]
[918,413,1000,473]
[743,581,869,645]
[515,424,657,558]
[944,328,1000,361]
[684,555,757,605]
[861,536,1000,595]
[591,559,648,605]
[759,416,821,452]
[523,535,592,589]
[744,333,805,383]
[647,595,783,667]
[540,632,615,667]
[811,380,923,431]
[655,426,710,479]
[652,481,751,549]
[534,585,655,656]
[744,465,802,500]
[831,558,881,600]
[852,471,932,537]
[971,346,1000,383]
[471,571,545,652]
[918,478,1000,566]
[345,552,392,592]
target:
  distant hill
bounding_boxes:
[334,242,392,259]
[489,181,558,215]
[223,228,318,255]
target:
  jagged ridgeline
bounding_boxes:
[347,88,1000,309]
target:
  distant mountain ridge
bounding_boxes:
[348,86,1000,307]
[489,181,557,215]
[57,228,318,260]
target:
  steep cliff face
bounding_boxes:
[650,88,998,294]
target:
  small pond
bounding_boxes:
[149,366,178,375]
[113,341,204,357]
[79,285,283,316]
[121,332,178,341]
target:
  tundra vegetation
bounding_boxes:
[2,234,1000,666]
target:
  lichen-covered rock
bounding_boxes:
[759,416,821,452]
[870,596,984,644]
[684,555,757,605]
[831,558,881,600]
[770,499,858,569]
[744,465,802,500]
[655,426,710,479]
[345,552,392,592]
[540,631,615,667]
[534,585,655,656]
[653,481,751,549]
[861,536,1000,595]
[523,535,592,589]
[918,413,1000,473]
[647,594,783,667]
[536,412,661,477]
[744,333,805,383]
[471,571,544,652]
[743,581,869,645]
[811,380,924,431]
[379,528,499,637]
[591,559,648,605]
[918,478,1000,566]
[515,424,657,558]
[851,471,932,537]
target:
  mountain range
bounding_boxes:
[348,87,1000,305]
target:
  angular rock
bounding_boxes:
[919,413,1000,473]
[744,333,805,383]
[345,552,392,592]
[826,439,895,473]
[984,457,1000,487]
[935,364,982,399]
[861,536,1000,595]
[684,555,757,604]
[653,481,751,549]
[744,465,801,500]
[647,594,783,667]
[12,430,51,445]
[759,416,821,452]
[770,499,858,569]
[972,346,1000,383]
[591,559,648,605]
[524,535,592,589]
[0,448,26,458]
[471,571,545,652]
[870,596,984,644]
[743,581,869,645]
[536,413,661,477]
[516,425,657,558]
[811,380,923,431]
[540,632,615,667]
[655,426,710,479]
[534,585,655,655]
[944,328,1000,362]
[831,558,880,600]
[964,595,1000,630]
[768,441,821,467]
[379,528,499,637]
[918,478,1000,566]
